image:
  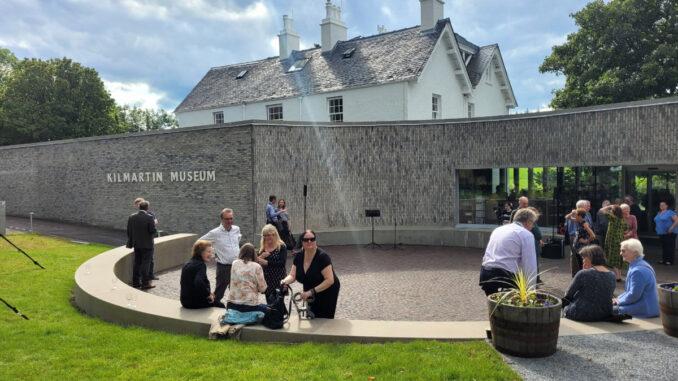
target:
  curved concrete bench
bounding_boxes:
[74,234,664,342]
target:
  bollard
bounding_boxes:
[29,212,34,232]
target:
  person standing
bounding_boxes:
[199,208,241,303]
[567,208,597,277]
[133,197,159,280]
[276,199,295,249]
[126,200,157,289]
[256,224,288,300]
[479,208,539,296]
[599,204,627,281]
[595,200,611,247]
[266,195,285,229]
[281,230,340,319]
[621,204,638,240]
[654,201,678,265]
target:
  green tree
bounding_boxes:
[115,105,178,132]
[540,0,678,108]
[0,57,120,145]
[0,47,18,86]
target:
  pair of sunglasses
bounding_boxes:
[301,237,316,242]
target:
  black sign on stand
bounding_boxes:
[365,209,381,249]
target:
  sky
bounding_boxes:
[0,0,592,113]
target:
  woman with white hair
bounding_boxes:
[613,239,659,318]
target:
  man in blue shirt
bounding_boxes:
[266,195,281,225]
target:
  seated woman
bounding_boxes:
[281,230,340,319]
[224,243,269,324]
[613,238,660,318]
[180,240,224,309]
[562,245,616,321]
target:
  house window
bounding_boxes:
[468,103,475,118]
[328,97,343,122]
[267,104,283,120]
[213,111,224,124]
[432,94,441,119]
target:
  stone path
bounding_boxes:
[505,330,678,381]
[148,245,678,321]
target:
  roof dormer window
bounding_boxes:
[342,48,355,58]
[287,58,309,73]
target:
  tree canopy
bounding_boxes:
[540,0,678,109]
[0,49,177,146]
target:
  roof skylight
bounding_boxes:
[236,70,248,79]
[288,58,309,73]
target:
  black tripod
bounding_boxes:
[1,233,44,320]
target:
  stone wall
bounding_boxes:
[0,125,256,240]
[1,98,677,237]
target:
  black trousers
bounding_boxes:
[659,233,676,263]
[133,247,153,286]
[215,263,232,303]
[570,235,583,278]
[479,266,515,296]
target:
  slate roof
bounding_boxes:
[175,19,500,113]
[466,45,496,86]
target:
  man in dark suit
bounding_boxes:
[127,200,157,289]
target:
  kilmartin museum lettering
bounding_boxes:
[106,170,216,183]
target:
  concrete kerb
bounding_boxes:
[73,233,664,342]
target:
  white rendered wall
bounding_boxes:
[407,37,466,120]
[176,82,407,126]
[471,57,511,117]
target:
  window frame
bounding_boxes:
[328,96,343,122]
[432,94,441,119]
[213,111,224,125]
[467,102,475,118]
[266,104,284,121]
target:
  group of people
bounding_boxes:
[178,207,340,322]
[265,195,296,250]
[480,195,664,322]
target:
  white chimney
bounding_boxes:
[278,15,300,59]
[420,0,445,30]
[320,1,347,52]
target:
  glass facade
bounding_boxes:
[458,166,678,235]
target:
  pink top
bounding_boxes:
[624,214,638,239]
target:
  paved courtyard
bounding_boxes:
[149,244,678,321]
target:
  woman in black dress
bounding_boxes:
[180,240,225,309]
[280,230,340,319]
[256,224,288,301]
[571,208,596,277]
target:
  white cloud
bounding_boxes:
[104,79,166,110]
[380,5,393,21]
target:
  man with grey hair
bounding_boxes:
[199,208,241,303]
[479,208,539,296]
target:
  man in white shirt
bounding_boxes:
[479,208,539,296]
[199,208,241,303]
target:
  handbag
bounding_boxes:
[262,286,292,329]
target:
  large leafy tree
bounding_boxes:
[540,0,678,108]
[115,105,178,132]
[0,57,121,145]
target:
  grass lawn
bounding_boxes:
[0,233,519,380]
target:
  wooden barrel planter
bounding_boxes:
[487,293,561,358]
[658,283,678,338]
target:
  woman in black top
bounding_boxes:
[256,224,288,300]
[180,240,225,309]
[562,245,616,321]
[281,230,340,319]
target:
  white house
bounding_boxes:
[175,0,517,127]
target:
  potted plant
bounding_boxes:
[658,282,678,337]
[487,269,561,358]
